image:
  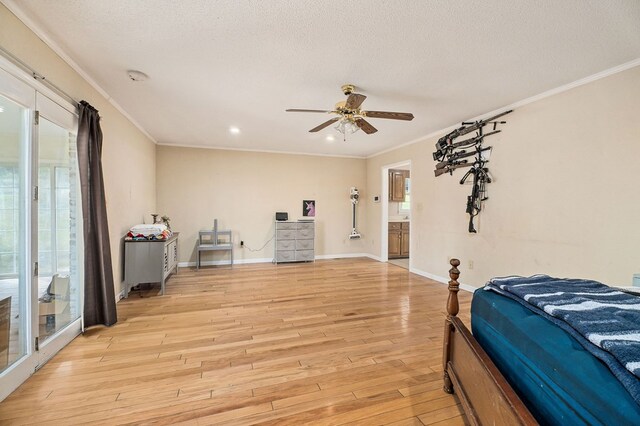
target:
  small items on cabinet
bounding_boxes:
[388,169,410,202]
[388,222,409,259]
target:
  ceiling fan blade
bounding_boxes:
[356,118,378,134]
[345,93,367,109]
[309,117,340,132]
[286,109,333,113]
[364,111,414,121]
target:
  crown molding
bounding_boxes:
[157,142,366,159]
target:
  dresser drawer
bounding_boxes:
[296,228,315,239]
[276,240,295,250]
[276,222,297,230]
[388,222,401,230]
[295,239,314,250]
[295,250,314,261]
[297,222,314,230]
[277,229,296,240]
[276,250,295,262]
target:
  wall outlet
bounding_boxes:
[468,260,474,270]
[374,195,380,203]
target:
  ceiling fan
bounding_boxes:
[286,84,414,136]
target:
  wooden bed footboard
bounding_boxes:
[443,259,537,425]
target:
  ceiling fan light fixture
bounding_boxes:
[334,118,359,135]
[286,83,411,137]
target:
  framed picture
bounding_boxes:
[303,200,316,217]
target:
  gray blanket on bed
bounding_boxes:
[484,275,640,404]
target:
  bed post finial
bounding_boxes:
[447,258,460,318]
[443,258,461,394]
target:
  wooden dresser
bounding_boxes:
[124,233,179,297]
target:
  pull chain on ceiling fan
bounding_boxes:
[286,84,414,140]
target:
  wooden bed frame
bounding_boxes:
[442,258,538,425]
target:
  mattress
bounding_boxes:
[471,289,640,425]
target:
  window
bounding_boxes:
[37,165,71,275]
[0,165,19,277]
[0,164,71,277]
[399,177,410,215]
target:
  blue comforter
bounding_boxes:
[485,275,640,404]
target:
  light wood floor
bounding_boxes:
[387,258,409,270]
[0,258,472,425]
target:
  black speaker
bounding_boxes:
[275,212,288,221]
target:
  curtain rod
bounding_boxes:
[0,44,79,107]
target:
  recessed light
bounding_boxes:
[325,135,335,142]
[229,127,240,135]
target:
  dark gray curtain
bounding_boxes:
[77,101,117,328]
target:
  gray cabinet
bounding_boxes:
[124,233,179,297]
[274,221,315,264]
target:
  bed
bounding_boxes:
[442,259,640,425]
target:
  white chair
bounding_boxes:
[197,219,233,269]
[38,274,70,332]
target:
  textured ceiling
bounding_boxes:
[4,0,640,157]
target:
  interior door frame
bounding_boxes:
[380,160,411,263]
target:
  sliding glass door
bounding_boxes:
[34,94,82,360]
[0,65,82,401]
[0,68,37,395]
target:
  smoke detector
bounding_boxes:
[127,70,149,82]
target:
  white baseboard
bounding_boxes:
[116,288,125,302]
[363,253,383,262]
[410,266,477,293]
[315,253,377,260]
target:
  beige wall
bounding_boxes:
[1,5,157,294]
[156,146,367,264]
[366,66,640,287]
